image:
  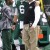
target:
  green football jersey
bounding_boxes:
[16,1,28,21]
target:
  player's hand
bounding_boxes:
[30,26,34,30]
[11,25,15,30]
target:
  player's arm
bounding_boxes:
[13,8,18,23]
[12,8,18,30]
[31,1,40,29]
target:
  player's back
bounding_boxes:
[16,1,28,21]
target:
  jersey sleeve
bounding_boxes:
[14,8,19,16]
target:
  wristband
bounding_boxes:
[13,22,16,25]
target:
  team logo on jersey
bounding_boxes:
[29,6,32,9]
